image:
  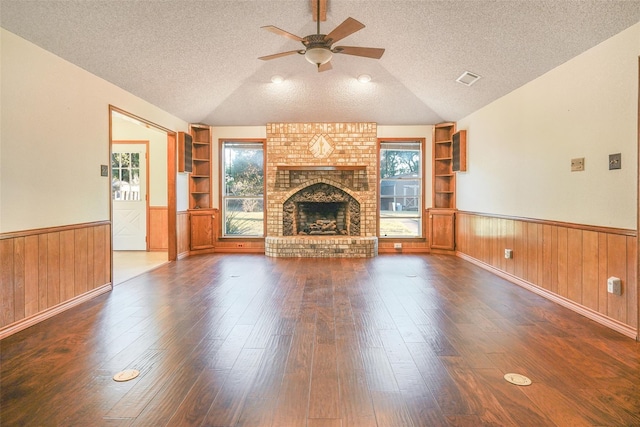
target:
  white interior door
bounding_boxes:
[112,143,147,250]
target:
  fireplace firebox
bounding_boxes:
[283,183,360,236]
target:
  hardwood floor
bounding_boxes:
[1,254,639,426]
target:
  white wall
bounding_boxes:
[0,29,189,233]
[457,22,640,229]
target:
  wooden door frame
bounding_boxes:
[109,106,178,266]
[637,57,639,342]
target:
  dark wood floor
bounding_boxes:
[2,254,640,426]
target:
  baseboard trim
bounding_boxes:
[457,252,638,340]
[0,283,113,340]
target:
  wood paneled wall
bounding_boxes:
[213,240,265,253]
[0,221,112,339]
[149,206,168,251]
[456,212,638,338]
[177,211,190,258]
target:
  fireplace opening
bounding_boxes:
[282,183,360,236]
[297,202,347,235]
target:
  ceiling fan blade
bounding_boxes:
[334,46,385,59]
[318,61,332,72]
[261,25,304,42]
[258,50,301,61]
[325,17,365,44]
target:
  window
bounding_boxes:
[222,141,264,237]
[112,152,140,201]
[379,141,422,237]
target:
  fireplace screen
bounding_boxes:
[283,183,360,236]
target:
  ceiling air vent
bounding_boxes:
[456,71,481,86]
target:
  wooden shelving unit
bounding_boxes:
[189,124,212,210]
[430,122,457,251]
[188,124,215,252]
[432,122,456,209]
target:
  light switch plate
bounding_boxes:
[100,165,108,177]
[571,158,585,172]
[609,153,621,170]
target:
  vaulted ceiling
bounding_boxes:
[2,1,639,126]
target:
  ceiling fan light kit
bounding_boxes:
[259,0,385,72]
[305,47,332,65]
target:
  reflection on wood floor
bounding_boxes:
[2,254,639,426]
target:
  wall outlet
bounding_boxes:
[504,249,513,259]
[571,157,585,172]
[609,153,621,170]
[394,243,402,249]
[607,276,622,295]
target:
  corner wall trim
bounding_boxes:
[0,284,112,340]
[457,252,638,340]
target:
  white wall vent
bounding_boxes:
[456,71,481,86]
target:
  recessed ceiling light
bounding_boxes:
[271,75,284,84]
[357,74,372,83]
[456,71,481,86]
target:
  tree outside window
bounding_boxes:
[380,141,422,237]
[112,152,141,201]
[222,141,264,237]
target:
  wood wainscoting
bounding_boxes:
[456,211,638,339]
[177,211,190,259]
[0,221,112,339]
[149,206,168,251]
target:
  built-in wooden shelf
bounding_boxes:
[432,123,457,209]
[430,122,458,251]
[189,124,212,210]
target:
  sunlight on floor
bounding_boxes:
[112,251,168,285]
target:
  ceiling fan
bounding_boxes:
[258,0,385,72]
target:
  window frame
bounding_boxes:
[219,139,266,239]
[112,150,142,202]
[378,138,426,239]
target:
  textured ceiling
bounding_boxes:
[2,1,639,126]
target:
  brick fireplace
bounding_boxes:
[265,122,378,257]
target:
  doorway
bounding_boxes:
[112,141,148,251]
[110,107,177,285]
